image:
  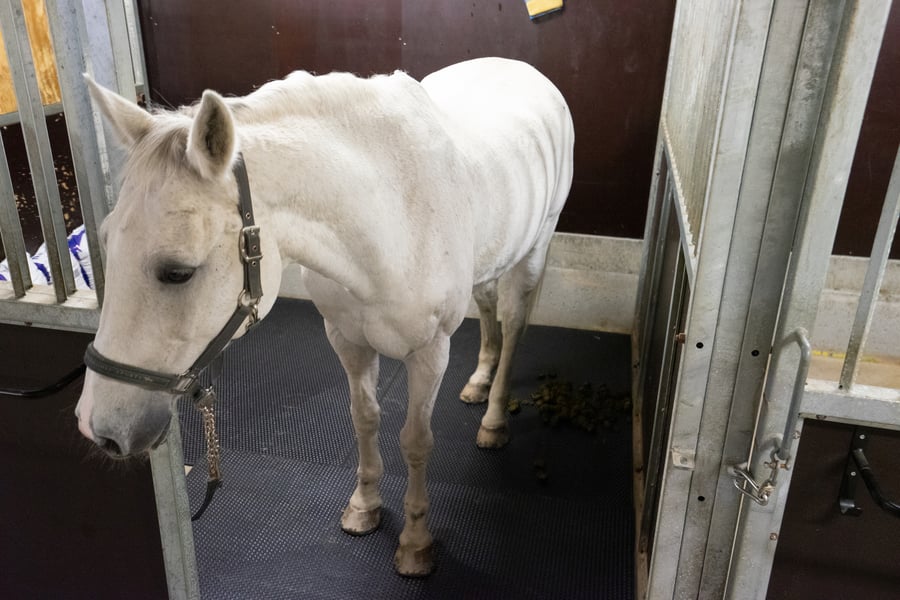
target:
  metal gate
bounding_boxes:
[0,1,197,597]
[633,1,897,598]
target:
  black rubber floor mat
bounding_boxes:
[179,299,404,465]
[182,298,634,598]
[187,451,633,599]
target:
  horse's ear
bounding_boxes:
[186,90,237,180]
[84,74,152,148]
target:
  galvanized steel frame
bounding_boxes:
[635,0,896,598]
[728,3,893,597]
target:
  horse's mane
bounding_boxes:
[227,70,400,124]
[169,70,403,126]
[127,70,407,183]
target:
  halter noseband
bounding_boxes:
[84,153,263,401]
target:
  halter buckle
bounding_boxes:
[172,371,200,395]
[240,226,263,263]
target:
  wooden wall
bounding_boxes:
[137,0,677,240]
[0,0,60,114]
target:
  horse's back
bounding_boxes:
[422,58,574,283]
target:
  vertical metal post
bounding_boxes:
[0,133,31,296]
[838,145,900,390]
[0,0,75,301]
[150,417,201,600]
[646,1,776,596]
[123,0,148,96]
[697,2,847,595]
[44,0,111,303]
[103,0,138,97]
[727,2,892,596]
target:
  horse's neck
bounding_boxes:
[243,138,393,302]
[237,75,468,303]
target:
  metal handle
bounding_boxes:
[731,328,811,504]
[765,327,811,464]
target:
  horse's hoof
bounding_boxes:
[476,424,509,449]
[394,543,434,577]
[460,382,489,404]
[341,505,382,536]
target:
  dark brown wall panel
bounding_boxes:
[399,2,675,238]
[834,1,900,258]
[138,2,897,251]
[138,1,675,239]
[141,0,402,105]
[0,326,168,599]
[768,421,900,598]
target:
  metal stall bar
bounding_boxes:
[0,0,75,302]
[0,132,31,297]
[0,100,62,126]
[800,380,900,431]
[123,0,148,96]
[149,417,202,600]
[838,145,900,390]
[646,1,775,597]
[727,2,892,597]
[698,2,847,596]
[103,0,138,101]
[45,0,111,302]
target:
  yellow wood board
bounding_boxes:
[0,0,61,115]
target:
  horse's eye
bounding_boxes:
[159,266,195,284]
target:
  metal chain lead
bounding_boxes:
[191,386,223,522]
[198,391,222,482]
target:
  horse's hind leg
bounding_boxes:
[395,333,450,577]
[460,280,500,404]
[325,320,383,535]
[477,233,552,449]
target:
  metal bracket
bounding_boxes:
[839,427,900,518]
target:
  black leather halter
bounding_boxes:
[84,153,263,401]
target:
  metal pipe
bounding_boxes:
[839,144,900,390]
[852,448,900,517]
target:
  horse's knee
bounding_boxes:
[350,401,380,433]
[399,425,433,465]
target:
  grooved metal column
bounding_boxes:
[727,2,893,596]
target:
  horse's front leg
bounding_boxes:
[396,333,450,577]
[325,320,384,535]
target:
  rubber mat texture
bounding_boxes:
[181,298,634,599]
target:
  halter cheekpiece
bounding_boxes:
[84,152,263,402]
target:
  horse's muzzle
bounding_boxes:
[88,402,173,458]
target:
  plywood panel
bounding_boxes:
[0,0,61,115]
[137,0,676,239]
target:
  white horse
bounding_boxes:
[76,57,574,576]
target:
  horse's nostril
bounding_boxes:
[97,436,123,457]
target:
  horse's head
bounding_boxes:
[76,79,281,458]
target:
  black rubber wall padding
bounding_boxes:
[180,298,634,599]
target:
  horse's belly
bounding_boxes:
[303,269,467,359]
